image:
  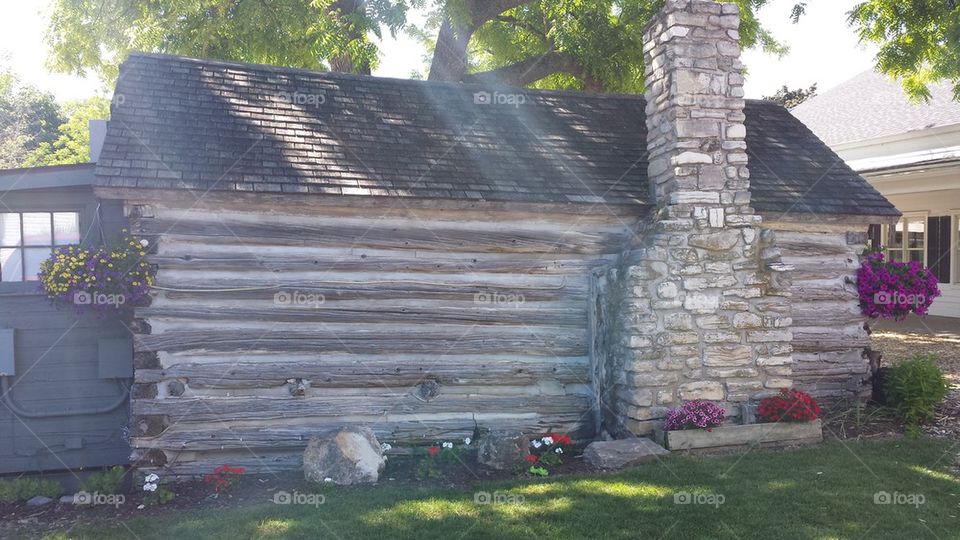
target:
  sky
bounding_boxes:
[0,0,878,103]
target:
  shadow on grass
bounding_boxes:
[47,439,959,540]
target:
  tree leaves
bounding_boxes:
[848,0,960,102]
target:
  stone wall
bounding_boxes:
[607,0,794,435]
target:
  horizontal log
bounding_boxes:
[791,301,864,327]
[792,326,868,352]
[137,356,591,388]
[133,393,593,424]
[132,416,594,451]
[137,325,587,355]
[139,300,587,327]
[104,188,646,223]
[135,218,627,254]
[152,252,611,275]
[790,278,858,302]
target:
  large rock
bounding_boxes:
[303,426,385,485]
[584,438,669,469]
[476,431,529,470]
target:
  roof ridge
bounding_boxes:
[123,51,647,102]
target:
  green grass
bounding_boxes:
[48,439,959,539]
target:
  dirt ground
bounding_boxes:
[868,315,960,441]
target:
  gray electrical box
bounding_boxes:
[0,329,14,376]
[97,338,133,379]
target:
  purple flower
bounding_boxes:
[664,400,726,431]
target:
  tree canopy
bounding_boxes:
[0,68,65,169]
[847,0,960,102]
[23,97,111,167]
[44,1,960,100]
[47,0,789,93]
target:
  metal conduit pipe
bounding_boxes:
[0,376,129,418]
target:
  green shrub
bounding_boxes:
[885,354,950,424]
[80,466,126,495]
[0,477,64,502]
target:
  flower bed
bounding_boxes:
[654,393,823,451]
[654,420,823,451]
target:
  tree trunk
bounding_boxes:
[326,0,371,74]
[428,18,471,81]
[428,0,530,82]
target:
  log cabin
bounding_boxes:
[7,0,897,477]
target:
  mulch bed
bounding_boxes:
[869,327,960,441]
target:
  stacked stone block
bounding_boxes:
[611,0,794,435]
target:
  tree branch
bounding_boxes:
[461,51,586,87]
[428,0,531,82]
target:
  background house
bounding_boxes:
[793,71,960,318]
[0,145,131,475]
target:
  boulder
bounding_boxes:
[584,438,669,469]
[303,426,385,485]
[26,495,53,506]
[476,431,529,470]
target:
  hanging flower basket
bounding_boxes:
[38,232,154,317]
[857,252,940,320]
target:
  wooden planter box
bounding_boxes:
[653,419,822,451]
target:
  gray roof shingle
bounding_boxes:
[792,70,960,146]
[96,53,898,217]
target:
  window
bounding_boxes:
[0,212,80,282]
[879,214,959,284]
[882,215,926,265]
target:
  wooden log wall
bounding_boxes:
[765,221,872,404]
[118,194,638,477]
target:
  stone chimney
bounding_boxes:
[607,0,793,436]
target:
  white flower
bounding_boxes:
[555,447,563,454]
[323,477,333,483]
[463,437,471,445]
[542,436,554,446]
[380,443,392,451]
[531,440,542,449]
[139,239,150,247]
[143,483,157,492]
[145,473,159,483]
[442,442,454,449]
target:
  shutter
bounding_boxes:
[867,224,882,251]
[0,328,13,376]
[926,216,952,283]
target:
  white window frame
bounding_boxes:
[0,211,81,283]
[881,212,928,266]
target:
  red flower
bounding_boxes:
[524,454,538,464]
[543,433,572,446]
[427,446,440,457]
[757,389,821,423]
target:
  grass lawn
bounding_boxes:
[48,438,959,540]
